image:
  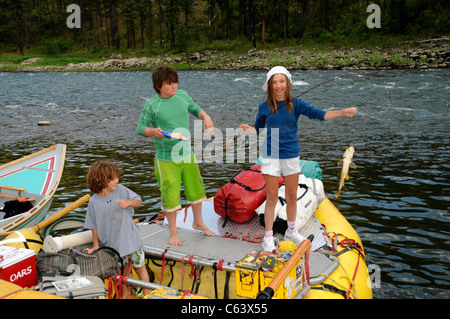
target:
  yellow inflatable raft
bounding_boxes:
[133,195,372,299]
[0,279,63,299]
[0,166,371,300]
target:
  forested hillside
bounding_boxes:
[1,0,449,56]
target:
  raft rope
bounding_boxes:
[313,225,367,299]
[191,265,204,293]
[146,253,231,299]
[222,232,264,243]
[159,250,169,286]
[180,254,198,290]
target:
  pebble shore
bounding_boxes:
[7,37,450,72]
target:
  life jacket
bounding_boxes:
[213,165,284,227]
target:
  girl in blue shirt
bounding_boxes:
[240,66,356,252]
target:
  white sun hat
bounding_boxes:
[262,66,292,91]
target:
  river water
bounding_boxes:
[1,69,449,299]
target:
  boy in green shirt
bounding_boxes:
[137,66,215,246]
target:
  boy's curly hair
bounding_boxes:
[87,161,121,194]
[152,66,179,94]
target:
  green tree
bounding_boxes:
[165,0,179,46]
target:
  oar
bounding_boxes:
[256,234,313,299]
[31,194,92,234]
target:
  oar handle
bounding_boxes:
[31,194,92,233]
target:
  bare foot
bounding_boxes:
[193,223,216,237]
[169,230,183,246]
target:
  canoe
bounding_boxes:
[0,144,66,238]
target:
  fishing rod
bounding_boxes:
[223,72,392,148]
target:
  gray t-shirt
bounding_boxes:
[84,184,143,257]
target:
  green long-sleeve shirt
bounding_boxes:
[137,90,203,162]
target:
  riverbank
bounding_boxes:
[1,37,448,72]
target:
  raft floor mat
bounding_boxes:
[165,198,328,251]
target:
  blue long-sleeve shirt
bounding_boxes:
[253,99,326,159]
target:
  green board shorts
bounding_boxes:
[123,249,145,268]
[155,154,206,213]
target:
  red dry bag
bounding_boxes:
[214,165,283,227]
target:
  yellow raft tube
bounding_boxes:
[307,197,372,299]
[0,279,64,299]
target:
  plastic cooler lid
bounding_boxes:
[0,245,35,269]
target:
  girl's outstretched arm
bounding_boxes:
[324,107,356,120]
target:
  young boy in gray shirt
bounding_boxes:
[84,160,150,298]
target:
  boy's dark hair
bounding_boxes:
[152,66,179,93]
[87,160,121,194]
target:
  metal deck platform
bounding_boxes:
[139,223,261,271]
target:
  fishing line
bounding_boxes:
[224,72,392,148]
[254,72,392,128]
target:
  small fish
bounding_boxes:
[335,144,356,198]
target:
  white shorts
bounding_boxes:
[260,157,301,177]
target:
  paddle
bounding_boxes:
[31,193,92,234]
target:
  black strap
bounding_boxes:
[191,266,204,293]
[223,271,231,299]
[278,183,309,206]
[222,197,230,228]
[22,238,43,251]
[311,284,349,299]
[212,263,219,299]
[229,168,266,192]
[297,183,308,200]
[96,246,124,275]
